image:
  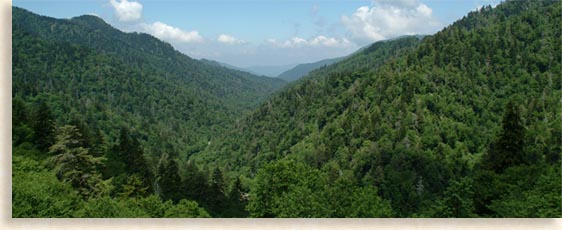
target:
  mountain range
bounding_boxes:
[11,0,561,218]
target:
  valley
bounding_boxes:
[11,0,561,218]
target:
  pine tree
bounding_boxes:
[114,127,153,190]
[206,167,227,217]
[156,153,182,202]
[32,101,55,152]
[48,125,105,198]
[483,101,527,173]
[12,97,33,145]
[12,97,28,127]
[90,129,106,157]
[225,177,248,217]
[119,174,149,198]
[69,118,92,148]
[183,161,209,203]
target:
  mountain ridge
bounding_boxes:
[277,57,345,82]
[12,6,286,158]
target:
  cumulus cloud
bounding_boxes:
[267,36,352,48]
[342,0,441,43]
[109,0,143,22]
[217,34,245,45]
[141,22,204,43]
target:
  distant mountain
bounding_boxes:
[243,64,297,77]
[199,58,264,78]
[276,35,428,83]
[277,57,345,82]
[199,58,254,74]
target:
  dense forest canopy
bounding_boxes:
[12,0,561,218]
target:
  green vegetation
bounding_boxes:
[194,0,561,217]
[12,0,561,217]
[13,6,286,159]
[277,56,345,82]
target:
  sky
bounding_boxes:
[13,0,502,67]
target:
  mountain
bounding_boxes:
[243,64,297,77]
[194,0,561,217]
[199,58,255,74]
[12,7,286,157]
[277,57,345,82]
[274,37,427,83]
[12,0,561,218]
[200,58,296,78]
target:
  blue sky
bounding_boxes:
[13,0,502,67]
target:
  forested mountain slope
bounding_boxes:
[277,56,344,82]
[12,6,290,217]
[194,35,424,171]
[12,7,286,111]
[194,0,561,217]
[12,7,286,156]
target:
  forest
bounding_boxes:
[12,0,561,218]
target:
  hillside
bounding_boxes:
[194,0,561,217]
[12,7,286,156]
[277,56,345,82]
[13,7,286,111]
[11,0,561,218]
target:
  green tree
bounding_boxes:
[163,199,211,218]
[224,177,249,217]
[74,196,148,218]
[48,125,106,198]
[430,178,476,217]
[156,153,182,202]
[12,98,33,145]
[119,174,149,198]
[482,101,526,173]
[32,101,55,152]
[182,161,209,204]
[488,165,561,217]
[12,155,81,217]
[206,167,227,217]
[112,127,153,192]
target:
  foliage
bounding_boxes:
[248,160,393,217]
[12,155,81,217]
[12,0,562,218]
[48,125,107,198]
[13,6,285,161]
[196,0,561,217]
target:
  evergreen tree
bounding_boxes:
[116,127,153,191]
[156,153,182,202]
[182,161,209,203]
[12,97,28,127]
[12,97,33,145]
[115,127,131,161]
[119,174,149,198]
[206,167,227,217]
[48,125,105,198]
[225,177,248,217]
[32,101,55,152]
[69,118,92,149]
[89,129,106,157]
[483,101,527,173]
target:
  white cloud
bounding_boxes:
[109,0,143,22]
[141,21,204,43]
[217,34,245,45]
[342,0,441,43]
[267,36,352,48]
